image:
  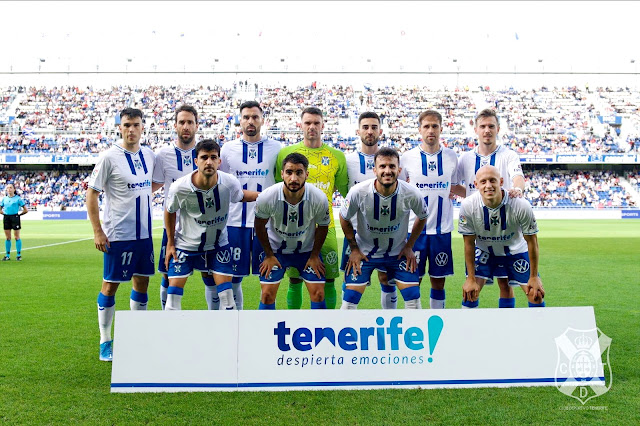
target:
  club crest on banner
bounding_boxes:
[554,327,612,404]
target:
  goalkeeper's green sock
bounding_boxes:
[287,281,303,309]
[324,280,337,309]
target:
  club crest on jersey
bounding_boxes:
[249,149,257,159]
[366,159,375,170]
[480,159,489,167]
[205,198,215,209]
[133,159,142,170]
[183,156,192,167]
[321,156,330,166]
[428,161,436,172]
[490,215,500,226]
[288,211,298,223]
[381,205,390,216]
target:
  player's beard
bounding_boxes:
[285,181,305,193]
[362,136,378,147]
[244,127,258,137]
[179,134,195,145]
[377,175,396,188]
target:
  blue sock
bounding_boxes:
[161,276,170,289]
[528,301,546,308]
[15,239,21,255]
[400,286,421,301]
[462,299,479,308]
[259,302,276,310]
[430,288,445,300]
[5,239,10,256]
[217,281,232,292]
[499,297,516,308]
[97,292,116,307]
[381,283,396,293]
[130,289,148,304]
[310,300,326,309]
[167,286,184,296]
[343,289,363,304]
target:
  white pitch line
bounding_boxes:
[19,226,165,252]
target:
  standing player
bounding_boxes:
[219,101,282,310]
[152,104,202,309]
[452,109,526,308]
[343,111,397,309]
[276,107,348,309]
[87,108,155,362]
[163,139,258,310]
[1,183,28,261]
[254,153,330,310]
[340,148,428,309]
[458,165,545,308]
[399,110,458,309]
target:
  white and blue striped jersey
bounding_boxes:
[457,191,538,256]
[152,144,197,214]
[456,145,523,196]
[400,146,458,234]
[166,171,244,252]
[88,143,155,242]
[219,138,281,228]
[254,182,330,255]
[346,151,376,188]
[340,179,428,258]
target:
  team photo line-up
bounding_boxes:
[84,102,545,362]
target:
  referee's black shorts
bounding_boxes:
[3,214,21,231]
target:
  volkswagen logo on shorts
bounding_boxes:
[325,251,338,265]
[435,252,448,267]
[513,258,530,273]
[217,250,231,264]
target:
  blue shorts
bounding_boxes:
[103,239,155,283]
[260,252,325,285]
[411,233,454,278]
[340,235,387,274]
[344,255,419,287]
[473,249,534,287]
[158,229,169,274]
[227,226,262,277]
[167,244,235,278]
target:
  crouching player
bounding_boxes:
[254,153,330,309]
[458,165,545,308]
[340,147,429,309]
[164,139,258,310]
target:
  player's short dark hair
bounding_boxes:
[120,108,144,121]
[475,108,500,126]
[239,101,263,114]
[418,110,442,126]
[374,147,399,165]
[174,104,198,123]
[300,107,323,119]
[195,139,220,156]
[282,152,309,170]
[358,111,380,126]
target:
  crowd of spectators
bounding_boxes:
[2,84,640,155]
[0,171,89,209]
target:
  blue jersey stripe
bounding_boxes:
[125,152,137,175]
[490,152,496,166]
[384,238,394,255]
[192,149,197,170]
[488,246,495,256]
[437,151,443,176]
[258,142,264,163]
[135,196,141,240]
[500,205,507,230]
[390,194,397,221]
[139,151,149,174]
[298,201,305,227]
[198,232,206,252]
[175,148,183,171]
[504,245,510,255]
[241,183,248,227]
[242,143,248,164]
[483,206,490,231]
[359,153,366,175]
[282,202,289,226]
[147,195,152,239]
[474,155,481,174]
[368,238,379,258]
[196,192,206,214]
[436,196,443,234]
[276,240,287,255]
[214,229,222,248]
[293,241,302,254]
[213,186,221,211]
[373,193,380,221]
[421,152,428,176]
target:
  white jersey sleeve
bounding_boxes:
[345,151,376,188]
[457,145,523,196]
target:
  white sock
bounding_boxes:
[160,286,168,310]
[404,298,422,309]
[130,299,148,310]
[232,282,243,310]
[340,300,358,310]
[205,285,220,310]
[218,287,237,310]
[430,298,445,309]
[166,293,182,310]
[98,304,115,344]
[381,289,397,309]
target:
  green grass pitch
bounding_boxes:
[0,219,638,424]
